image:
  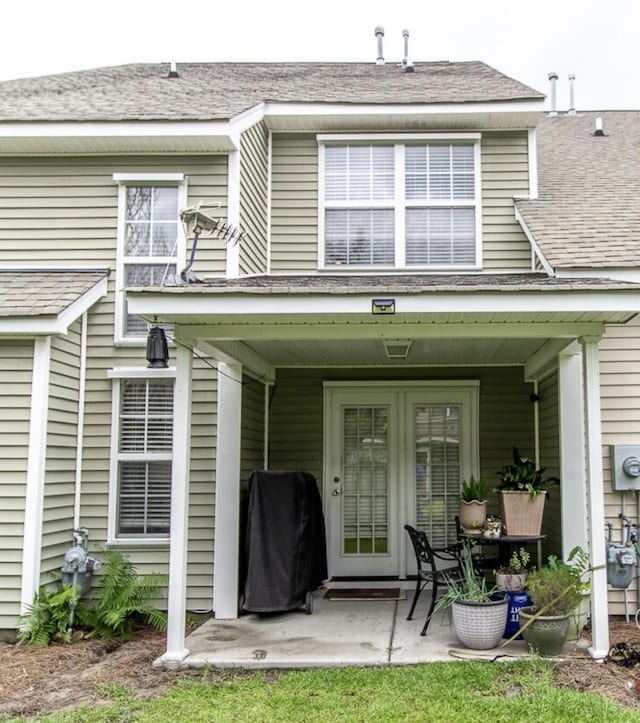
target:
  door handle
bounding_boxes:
[332,489,341,496]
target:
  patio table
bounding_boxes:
[461,533,545,569]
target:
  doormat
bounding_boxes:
[324,588,405,601]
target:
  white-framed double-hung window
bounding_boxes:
[108,369,175,542]
[113,173,186,342]
[318,135,481,270]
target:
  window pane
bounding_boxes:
[325,209,394,266]
[126,187,152,221]
[124,264,176,336]
[406,207,475,265]
[117,379,173,537]
[152,222,178,256]
[324,145,394,202]
[153,187,178,219]
[405,144,475,201]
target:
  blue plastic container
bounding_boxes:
[504,590,531,639]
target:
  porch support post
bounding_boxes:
[558,349,588,556]
[213,361,243,618]
[580,335,609,658]
[162,343,192,664]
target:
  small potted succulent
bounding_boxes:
[458,475,492,534]
[495,547,530,592]
[483,515,502,538]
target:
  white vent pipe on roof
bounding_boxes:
[568,74,577,115]
[548,71,558,116]
[375,26,385,65]
[168,62,179,79]
[402,29,414,72]
[594,117,604,136]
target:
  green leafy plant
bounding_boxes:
[497,547,530,575]
[77,548,168,640]
[496,447,559,498]
[524,546,589,616]
[460,475,492,502]
[435,542,501,608]
[17,583,80,647]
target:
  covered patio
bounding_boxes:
[128,273,640,666]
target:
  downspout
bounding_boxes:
[263,382,272,469]
[73,312,88,528]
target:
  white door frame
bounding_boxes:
[323,381,479,579]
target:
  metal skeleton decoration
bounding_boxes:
[179,202,247,283]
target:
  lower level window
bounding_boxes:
[115,378,174,537]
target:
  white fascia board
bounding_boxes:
[0,275,108,336]
[514,206,555,276]
[107,367,177,379]
[555,268,640,282]
[128,288,640,318]
[0,121,240,153]
[265,100,544,119]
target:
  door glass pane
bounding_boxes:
[415,404,460,547]
[342,405,389,555]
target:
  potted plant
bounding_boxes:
[458,475,491,534]
[435,542,508,650]
[496,447,559,536]
[516,546,590,656]
[495,547,530,592]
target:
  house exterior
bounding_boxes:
[1,55,639,661]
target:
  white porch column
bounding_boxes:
[581,335,609,658]
[163,343,192,664]
[20,337,51,611]
[558,349,588,556]
[213,361,242,618]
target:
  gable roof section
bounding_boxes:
[0,270,108,335]
[516,112,640,270]
[0,62,544,123]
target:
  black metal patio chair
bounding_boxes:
[404,523,465,636]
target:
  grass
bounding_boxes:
[39,660,639,723]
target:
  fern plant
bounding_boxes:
[78,548,168,640]
[17,583,80,646]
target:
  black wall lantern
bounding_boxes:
[146,325,169,368]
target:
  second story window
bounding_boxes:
[319,138,481,270]
[114,174,186,342]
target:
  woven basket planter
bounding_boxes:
[499,490,546,536]
[451,594,509,650]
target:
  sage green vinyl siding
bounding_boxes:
[241,376,266,485]
[481,132,532,270]
[239,123,269,275]
[0,155,228,276]
[600,317,640,615]
[268,366,535,508]
[270,134,318,272]
[0,342,33,630]
[0,155,228,613]
[41,319,83,584]
[269,132,532,274]
[538,371,561,558]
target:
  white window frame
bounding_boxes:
[107,367,176,545]
[317,133,482,271]
[113,173,187,344]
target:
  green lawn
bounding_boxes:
[39,659,638,723]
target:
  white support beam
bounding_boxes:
[524,338,578,381]
[226,151,240,279]
[162,343,193,665]
[558,349,588,556]
[196,338,275,383]
[174,321,606,343]
[20,337,51,611]
[213,361,243,618]
[581,335,609,659]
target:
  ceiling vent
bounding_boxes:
[383,339,412,359]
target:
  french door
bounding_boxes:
[324,383,478,578]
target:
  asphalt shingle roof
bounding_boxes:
[0,62,544,122]
[516,112,640,269]
[0,270,108,317]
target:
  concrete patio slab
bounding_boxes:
[168,588,534,669]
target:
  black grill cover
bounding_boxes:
[242,470,327,613]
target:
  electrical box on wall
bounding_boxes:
[611,445,640,491]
